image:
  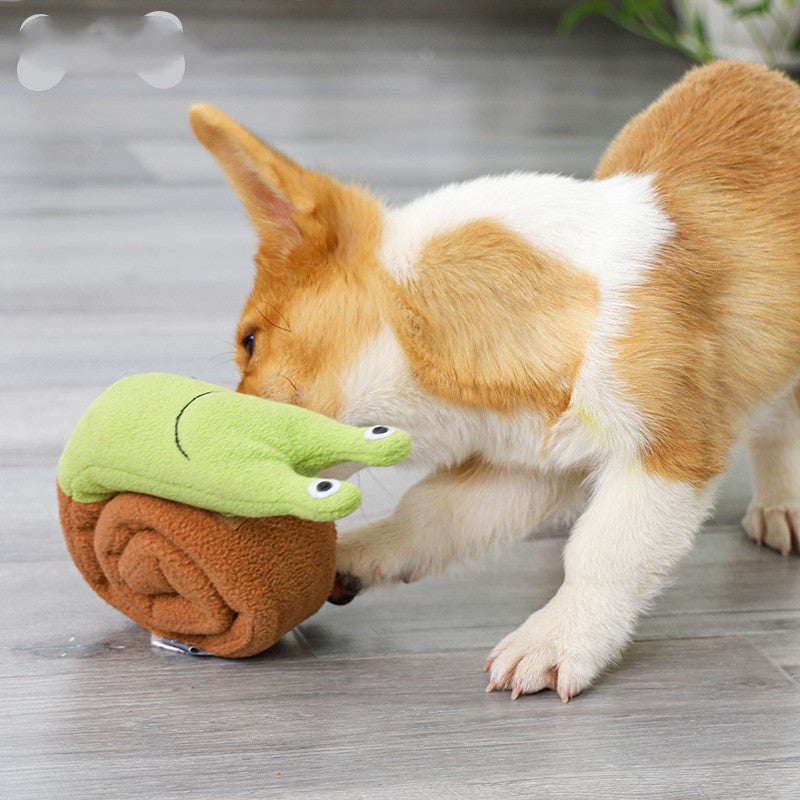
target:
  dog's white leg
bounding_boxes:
[485,460,717,701]
[743,383,800,555]
[333,459,585,595]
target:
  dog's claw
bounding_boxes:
[485,680,497,693]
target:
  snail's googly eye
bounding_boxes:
[364,425,396,440]
[307,478,341,499]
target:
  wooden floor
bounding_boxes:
[1,5,799,799]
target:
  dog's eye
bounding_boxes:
[364,425,396,440]
[242,333,255,357]
[307,479,341,499]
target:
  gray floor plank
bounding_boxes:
[2,639,798,800]
[747,630,800,685]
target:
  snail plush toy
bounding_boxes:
[57,373,411,657]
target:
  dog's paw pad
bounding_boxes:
[327,572,362,605]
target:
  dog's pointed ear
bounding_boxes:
[189,104,312,241]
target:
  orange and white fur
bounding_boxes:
[190,60,800,701]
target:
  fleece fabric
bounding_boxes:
[57,486,336,657]
[57,372,412,522]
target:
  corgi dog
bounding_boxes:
[190,60,800,702]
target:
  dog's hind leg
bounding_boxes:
[742,382,800,555]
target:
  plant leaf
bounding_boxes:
[557,0,613,34]
[730,0,772,19]
[693,12,708,44]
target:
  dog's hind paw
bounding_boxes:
[742,504,800,556]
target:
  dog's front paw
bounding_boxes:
[328,519,422,605]
[742,504,800,555]
[327,571,363,605]
[333,521,389,592]
[484,591,626,702]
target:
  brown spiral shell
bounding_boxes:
[57,485,336,657]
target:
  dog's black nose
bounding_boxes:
[327,572,362,605]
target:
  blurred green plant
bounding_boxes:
[558,0,800,66]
